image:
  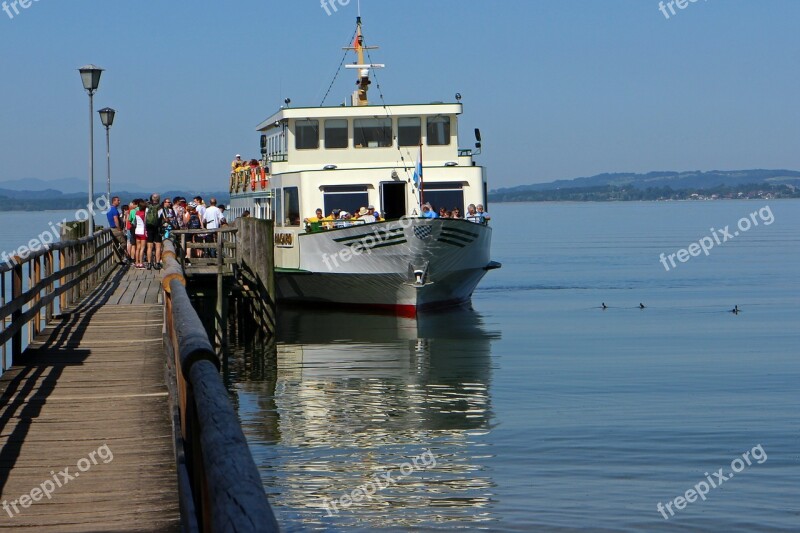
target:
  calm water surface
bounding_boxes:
[226,200,799,532]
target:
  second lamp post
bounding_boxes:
[98,107,116,203]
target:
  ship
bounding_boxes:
[228,16,500,316]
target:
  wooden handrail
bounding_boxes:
[0,227,114,372]
[161,238,278,532]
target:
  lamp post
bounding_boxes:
[98,107,116,203]
[78,64,104,236]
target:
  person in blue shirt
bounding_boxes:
[106,196,128,263]
[106,196,121,229]
[421,203,438,218]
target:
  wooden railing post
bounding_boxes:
[44,248,54,322]
[11,258,22,358]
[32,255,41,340]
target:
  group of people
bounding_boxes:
[303,205,382,231]
[231,154,261,173]
[303,202,491,232]
[420,202,492,223]
[105,194,229,270]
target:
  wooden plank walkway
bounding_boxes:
[0,266,179,531]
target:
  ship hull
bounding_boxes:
[276,218,496,316]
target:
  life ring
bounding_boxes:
[250,168,256,191]
[260,167,267,189]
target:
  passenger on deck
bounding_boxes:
[438,207,448,218]
[336,211,353,228]
[231,154,244,171]
[358,206,376,224]
[451,207,461,219]
[421,203,438,219]
[477,204,491,223]
[304,208,330,232]
[465,204,480,223]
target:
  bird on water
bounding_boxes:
[731,305,740,314]
[639,303,646,309]
[601,303,608,310]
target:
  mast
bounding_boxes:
[344,16,383,106]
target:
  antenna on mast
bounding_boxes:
[343,16,383,106]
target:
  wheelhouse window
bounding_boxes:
[295,120,319,150]
[421,182,463,214]
[426,116,451,146]
[283,187,300,226]
[398,117,421,147]
[324,119,348,149]
[322,185,369,216]
[354,118,392,148]
[271,189,282,227]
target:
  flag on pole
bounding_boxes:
[412,145,422,189]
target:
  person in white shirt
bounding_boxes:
[194,196,206,221]
[203,198,222,229]
[203,198,223,257]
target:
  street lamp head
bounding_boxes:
[78,64,104,93]
[98,107,116,128]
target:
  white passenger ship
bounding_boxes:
[228,17,499,316]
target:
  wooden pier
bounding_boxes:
[0,221,277,531]
[0,266,178,531]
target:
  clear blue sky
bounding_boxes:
[1,0,798,191]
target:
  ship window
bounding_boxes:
[295,120,319,150]
[324,119,348,149]
[398,117,421,147]
[323,185,369,216]
[426,116,451,146]
[283,187,300,226]
[354,118,392,148]
[422,182,463,214]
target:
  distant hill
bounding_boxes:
[0,177,142,194]
[490,169,800,202]
[1,190,231,211]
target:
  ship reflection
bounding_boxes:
[226,307,501,530]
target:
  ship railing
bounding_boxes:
[230,167,271,193]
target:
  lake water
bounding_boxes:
[1,202,797,531]
[224,200,799,532]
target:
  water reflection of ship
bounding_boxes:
[228,308,502,528]
[274,307,499,434]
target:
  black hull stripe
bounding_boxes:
[370,239,408,249]
[333,230,404,243]
[440,232,474,244]
[346,234,406,249]
[437,238,466,248]
[441,226,479,238]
